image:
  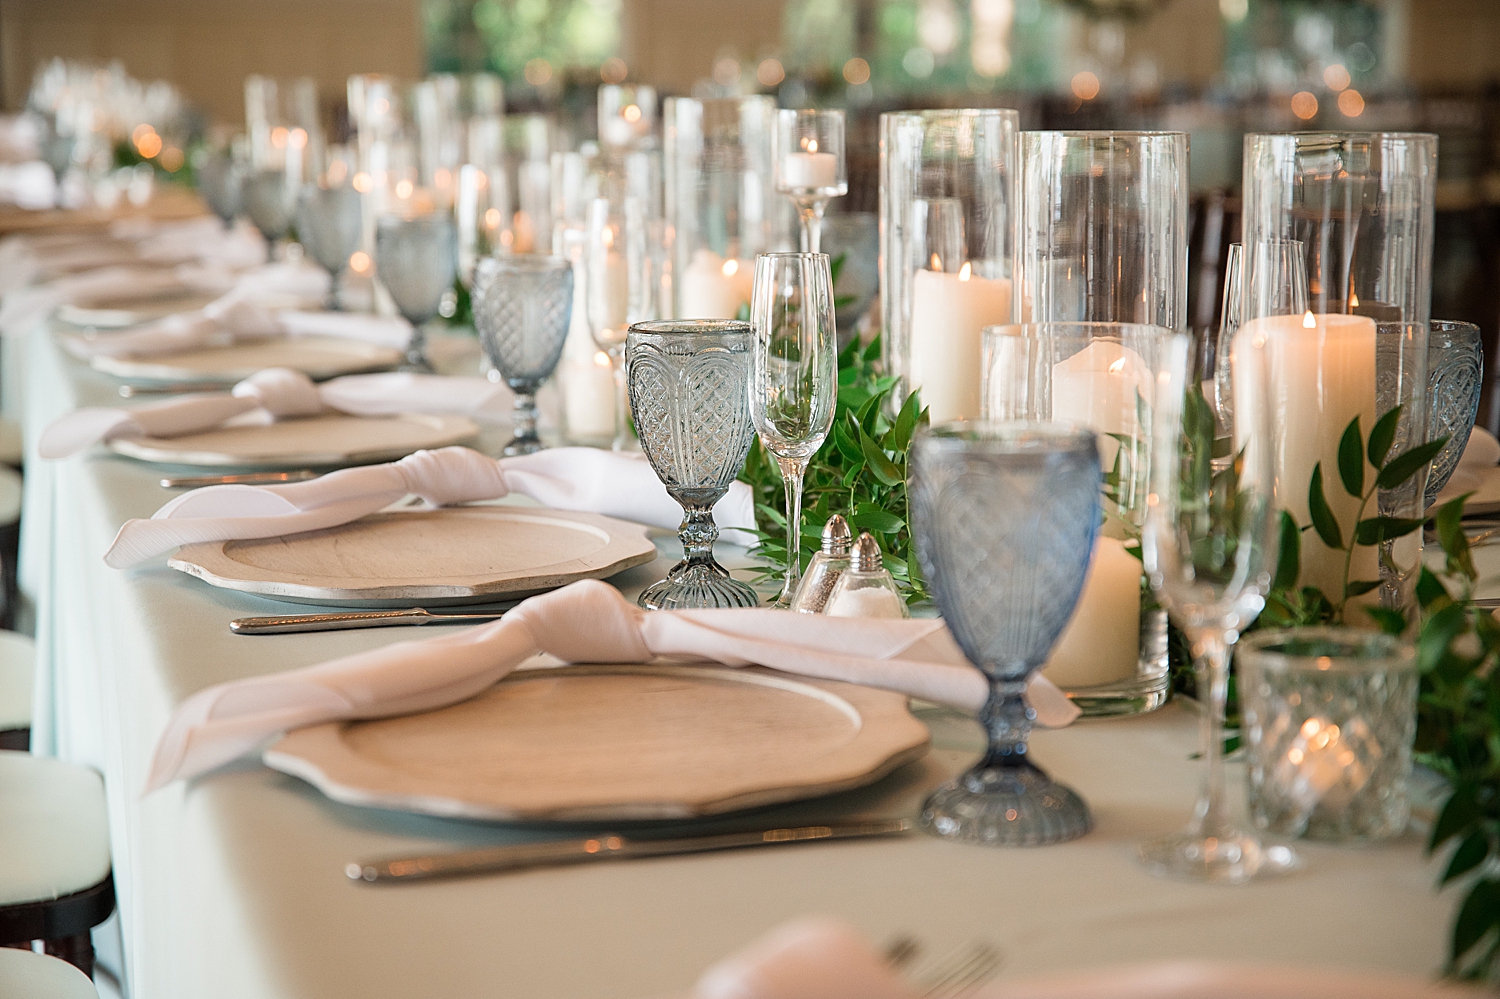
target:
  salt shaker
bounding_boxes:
[824,532,909,619]
[789,514,853,614]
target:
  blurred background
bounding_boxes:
[3,0,1497,421]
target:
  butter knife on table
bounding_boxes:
[347,819,914,884]
[230,607,510,635]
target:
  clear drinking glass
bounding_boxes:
[1139,329,1296,883]
[472,255,574,455]
[1238,627,1418,843]
[911,421,1101,846]
[1426,320,1484,505]
[774,109,847,254]
[587,197,655,450]
[297,184,364,310]
[981,322,1189,717]
[243,170,295,261]
[749,252,839,607]
[1019,131,1188,329]
[375,213,458,372]
[1214,241,1309,429]
[626,320,759,611]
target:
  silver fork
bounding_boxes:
[916,942,1004,998]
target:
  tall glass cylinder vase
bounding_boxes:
[1019,131,1188,328]
[664,95,791,320]
[880,109,1020,424]
[1239,132,1437,609]
[982,321,1189,717]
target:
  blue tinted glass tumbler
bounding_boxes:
[911,422,1101,846]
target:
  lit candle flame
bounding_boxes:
[805,137,818,153]
[958,261,972,281]
[1302,311,1317,329]
[1108,357,1126,374]
[594,351,612,367]
[1350,292,1360,308]
[930,253,941,271]
[722,259,739,277]
[601,227,614,249]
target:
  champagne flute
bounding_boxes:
[749,252,839,607]
[586,196,653,451]
[1140,329,1297,883]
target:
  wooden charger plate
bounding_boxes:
[108,411,478,469]
[57,284,222,329]
[169,506,659,606]
[264,664,931,822]
[89,336,402,385]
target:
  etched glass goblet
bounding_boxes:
[242,170,295,262]
[750,252,838,607]
[627,320,759,610]
[1426,320,1483,505]
[375,213,457,373]
[296,184,363,311]
[911,421,1101,846]
[473,255,574,456]
[198,147,244,230]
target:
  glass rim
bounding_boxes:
[375,210,454,229]
[1237,626,1416,675]
[628,319,753,338]
[1431,319,1480,332]
[918,419,1099,454]
[982,321,1183,340]
[880,108,1020,124]
[1245,130,1438,145]
[755,251,830,263]
[1022,129,1186,139]
[476,253,570,273]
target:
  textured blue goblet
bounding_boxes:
[375,213,457,373]
[911,421,1101,846]
[297,184,364,310]
[472,255,574,456]
[1426,320,1484,507]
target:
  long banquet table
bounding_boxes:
[18,318,1459,998]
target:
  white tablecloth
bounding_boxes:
[18,322,1457,998]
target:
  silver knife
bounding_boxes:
[120,381,233,397]
[162,470,319,489]
[346,819,914,884]
[230,607,509,635]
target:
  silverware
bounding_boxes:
[119,382,232,397]
[161,470,319,489]
[230,607,509,635]
[346,819,913,884]
[916,942,1004,998]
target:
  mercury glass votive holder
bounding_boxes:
[1238,627,1419,843]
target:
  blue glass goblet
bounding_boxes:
[472,255,574,456]
[375,213,458,373]
[911,421,1101,846]
[297,184,364,311]
[1426,320,1483,506]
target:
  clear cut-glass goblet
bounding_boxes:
[473,255,574,455]
[297,184,363,311]
[242,169,294,263]
[375,213,458,373]
[197,147,245,230]
[1426,320,1483,506]
[911,421,1101,846]
[627,319,760,611]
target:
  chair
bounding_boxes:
[0,418,21,468]
[0,752,115,978]
[0,630,32,750]
[0,947,99,998]
[0,464,20,628]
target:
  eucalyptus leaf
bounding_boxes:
[1307,464,1344,550]
[1338,416,1365,497]
[1376,436,1449,491]
[1367,405,1403,468]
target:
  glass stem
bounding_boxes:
[1189,628,1234,840]
[679,501,722,572]
[610,352,629,452]
[774,456,807,606]
[797,199,826,254]
[326,268,343,312]
[406,324,428,368]
[977,677,1033,770]
[512,390,538,445]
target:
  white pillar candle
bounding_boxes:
[1233,312,1378,598]
[1041,536,1142,688]
[561,350,619,441]
[1050,340,1153,539]
[908,263,1012,424]
[679,248,752,319]
[781,152,838,191]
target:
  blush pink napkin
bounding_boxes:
[144,579,1079,792]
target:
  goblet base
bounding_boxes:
[1138,828,1298,884]
[920,760,1091,847]
[398,354,436,375]
[502,435,544,457]
[638,564,760,611]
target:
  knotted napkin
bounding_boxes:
[104,445,759,567]
[39,369,514,459]
[0,264,232,339]
[145,578,1078,791]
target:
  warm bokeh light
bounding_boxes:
[270,126,288,149]
[135,131,163,159]
[1291,91,1319,120]
[327,160,348,184]
[1323,63,1351,91]
[712,57,742,87]
[600,57,628,84]
[756,58,785,88]
[1071,71,1101,101]
[843,57,871,86]
[622,104,642,123]
[352,171,373,193]
[483,207,502,229]
[288,127,308,150]
[394,178,414,200]
[523,58,553,86]
[349,251,371,273]
[1338,88,1365,116]
[131,123,154,144]
[159,147,184,172]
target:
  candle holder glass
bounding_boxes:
[1019,131,1188,328]
[880,109,1020,424]
[982,321,1189,718]
[1238,627,1418,843]
[586,197,657,451]
[1214,240,1310,427]
[599,84,657,151]
[1240,132,1437,609]
[665,95,791,320]
[626,320,760,611]
[774,109,847,254]
[472,255,574,455]
[456,163,513,288]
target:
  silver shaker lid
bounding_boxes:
[849,532,883,572]
[821,513,853,555]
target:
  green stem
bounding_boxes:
[1337,482,1379,623]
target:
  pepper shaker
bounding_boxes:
[825,532,909,619]
[790,514,853,614]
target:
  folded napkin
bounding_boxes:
[0,264,232,339]
[1437,426,1500,502]
[40,369,514,458]
[105,444,762,567]
[0,161,55,210]
[694,917,916,999]
[121,217,267,272]
[146,578,1077,790]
